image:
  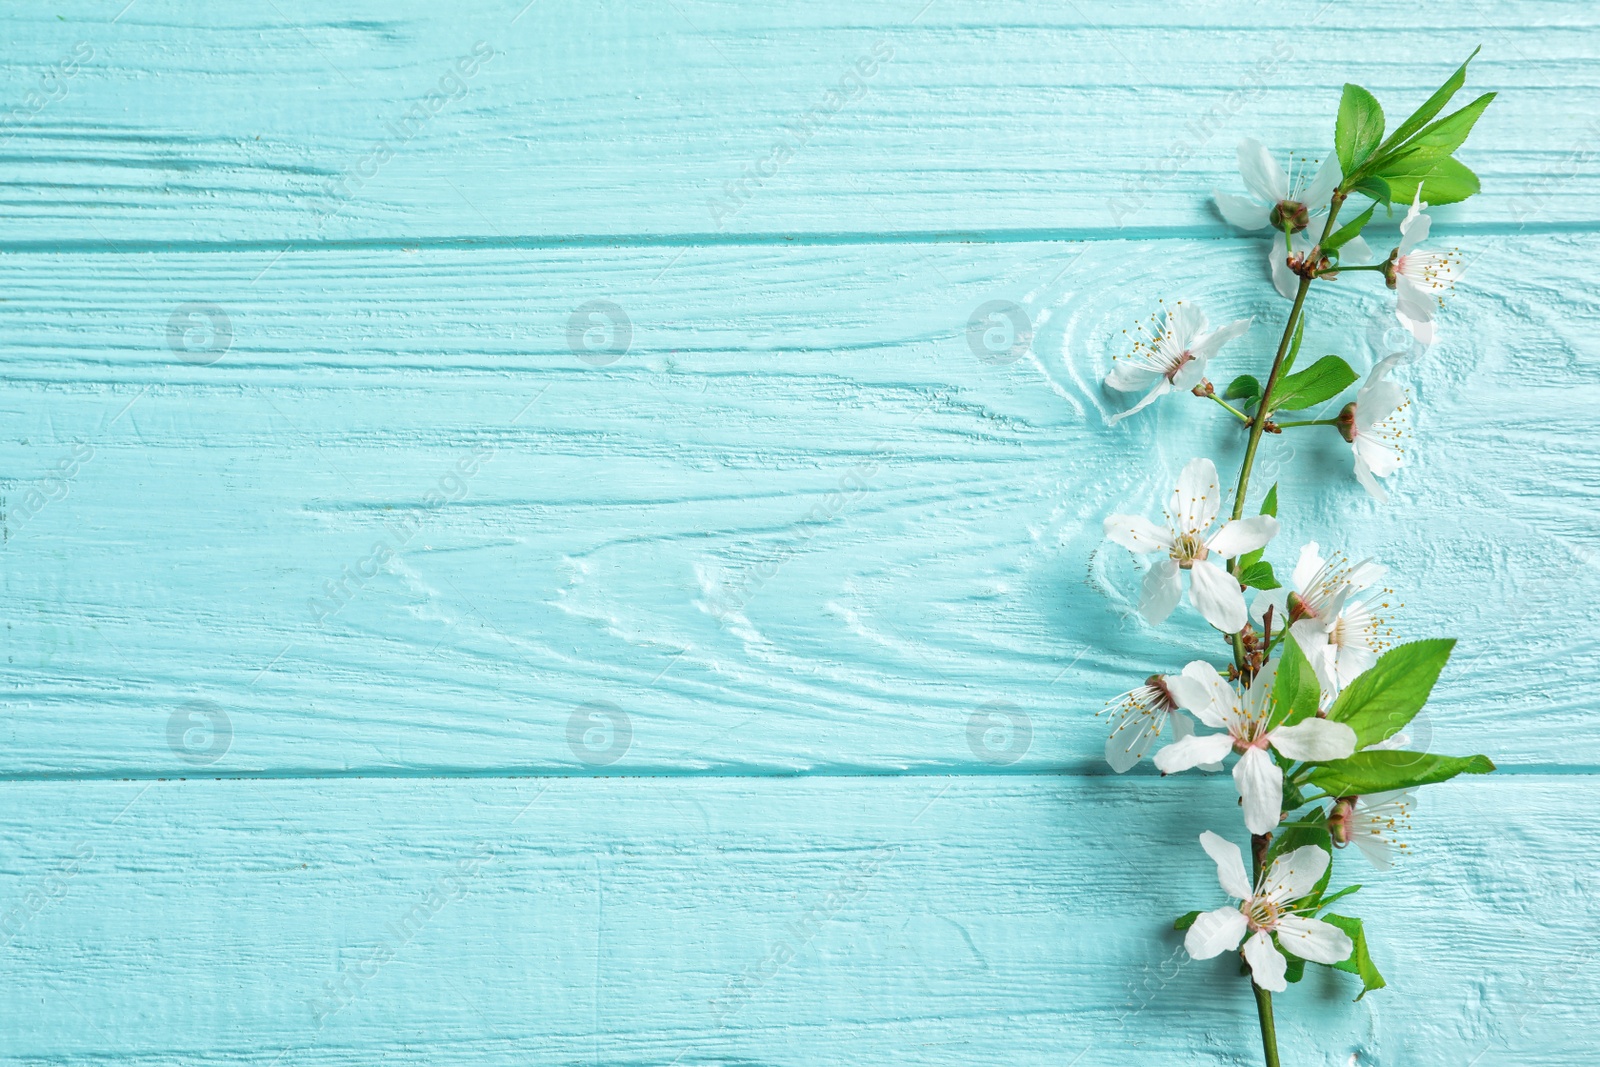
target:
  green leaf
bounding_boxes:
[1224,374,1262,403]
[1259,484,1278,518]
[1316,883,1362,912]
[1238,560,1280,591]
[1268,355,1358,412]
[1372,46,1481,161]
[1417,156,1481,206]
[1271,636,1322,727]
[1326,639,1455,748]
[1323,205,1375,254]
[1335,84,1385,177]
[1372,155,1481,210]
[1282,950,1307,984]
[1377,92,1496,177]
[1282,315,1306,376]
[1323,913,1387,999]
[1353,174,1392,204]
[1306,751,1496,796]
[1174,910,1201,931]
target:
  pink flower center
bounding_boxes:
[1232,730,1272,754]
[1164,350,1195,382]
[1244,896,1283,933]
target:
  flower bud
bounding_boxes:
[1335,401,1357,443]
[1328,796,1357,845]
[1270,199,1311,233]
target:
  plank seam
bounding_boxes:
[0,220,1591,254]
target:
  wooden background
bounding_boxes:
[2,2,1597,1063]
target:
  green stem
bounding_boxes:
[1208,393,1252,423]
[1274,418,1339,428]
[1316,262,1388,276]
[1249,831,1281,1067]
[1254,985,1282,1067]
[1227,196,1347,673]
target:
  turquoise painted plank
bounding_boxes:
[0,1,1595,242]
[0,774,1591,1065]
[1,238,1595,774]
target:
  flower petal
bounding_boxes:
[1153,732,1235,774]
[1104,514,1172,553]
[1290,541,1324,592]
[1170,712,1225,771]
[1270,231,1298,299]
[1105,359,1161,394]
[1275,915,1354,965]
[1354,453,1389,503]
[1330,642,1378,697]
[1167,302,1207,346]
[1339,234,1372,266]
[1238,138,1288,203]
[1355,384,1406,431]
[1177,661,1236,729]
[1269,719,1357,762]
[1140,559,1184,625]
[1398,187,1431,255]
[1105,705,1164,774]
[1171,457,1222,536]
[1242,929,1288,992]
[1302,155,1341,209]
[1186,907,1249,960]
[1396,287,1438,345]
[1346,559,1386,590]
[1352,831,1394,869]
[1169,661,1225,722]
[1106,380,1173,425]
[1189,558,1248,634]
[1233,745,1284,835]
[1249,586,1290,627]
[1190,317,1252,362]
[1200,830,1253,899]
[1260,844,1331,904]
[1207,515,1280,558]
[1215,191,1271,230]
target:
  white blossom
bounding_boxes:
[1213,138,1370,299]
[1101,671,1227,773]
[1343,355,1413,503]
[1387,189,1462,345]
[1251,542,1398,699]
[1105,302,1250,424]
[1331,790,1417,869]
[1104,458,1279,634]
[1154,660,1357,834]
[1186,832,1353,992]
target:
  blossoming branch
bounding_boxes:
[1096,50,1497,1067]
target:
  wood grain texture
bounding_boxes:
[1,237,1595,774]
[1,775,1593,1066]
[0,1,1595,243]
[3,3,1597,1064]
